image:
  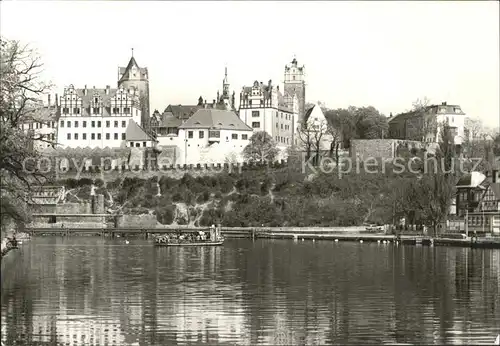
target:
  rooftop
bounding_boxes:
[179,109,252,131]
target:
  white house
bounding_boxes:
[125,120,157,148]
[298,103,333,151]
[156,109,252,165]
[56,84,142,149]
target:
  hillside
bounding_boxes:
[54,162,402,228]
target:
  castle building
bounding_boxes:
[117,51,150,128]
[56,84,142,149]
[238,79,298,149]
[283,57,306,123]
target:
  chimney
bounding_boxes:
[389,112,393,118]
[55,93,59,107]
[47,94,51,106]
[493,170,499,183]
[105,85,110,95]
[204,100,207,108]
[83,85,87,95]
[442,102,447,106]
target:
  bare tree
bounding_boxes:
[1,38,54,234]
[408,97,438,144]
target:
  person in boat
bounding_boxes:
[210,225,216,241]
[10,235,18,248]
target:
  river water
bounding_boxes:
[1,237,499,345]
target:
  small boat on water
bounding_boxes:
[154,225,224,247]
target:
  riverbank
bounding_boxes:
[24,225,500,249]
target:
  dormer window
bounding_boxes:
[94,97,99,104]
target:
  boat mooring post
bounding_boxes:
[252,228,256,241]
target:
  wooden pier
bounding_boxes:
[24,226,500,248]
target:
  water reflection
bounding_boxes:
[1,238,499,345]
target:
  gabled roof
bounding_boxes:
[489,183,500,200]
[126,120,156,142]
[164,105,201,120]
[456,171,487,188]
[179,109,252,131]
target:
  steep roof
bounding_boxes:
[125,120,156,141]
[164,105,201,120]
[179,109,252,131]
[456,172,487,188]
[159,111,182,128]
[118,57,148,83]
[489,183,500,199]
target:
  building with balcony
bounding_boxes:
[388,102,466,146]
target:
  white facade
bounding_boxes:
[239,80,298,151]
[156,109,253,165]
[303,103,332,151]
[57,85,141,149]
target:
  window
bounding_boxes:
[74,133,79,140]
[135,143,140,147]
[67,121,71,128]
[93,107,100,114]
[97,133,101,140]
[252,111,259,117]
[60,121,64,127]
[114,121,118,128]
[91,133,95,140]
[121,133,125,140]
[124,107,130,114]
[63,107,69,115]
[74,121,78,128]
[188,131,193,139]
[143,142,146,147]
[130,142,134,147]
[232,133,238,140]
[106,133,110,140]
[199,131,204,139]
[106,121,110,128]
[73,108,80,114]
[209,130,220,138]
[114,133,118,140]
[113,107,119,114]
[83,121,87,128]
[91,121,95,128]
[94,97,99,103]
[83,133,87,140]
[281,124,283,129]
[242,134,248,140]
[122,121,126,127]
[67,133,71,140]
[276,123,278,128]
[97,121,101,128]
[252,122,260,128]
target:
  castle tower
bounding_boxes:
[118,49,150,128]
[284,57,306,123]
[219,66,233,110]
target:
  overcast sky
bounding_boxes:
[1,1,498,127]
